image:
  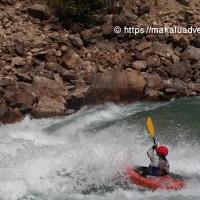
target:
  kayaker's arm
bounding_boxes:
[147,146,158,163]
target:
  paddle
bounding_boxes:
[146,117,156,145]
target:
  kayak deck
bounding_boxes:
[127,167,186,190]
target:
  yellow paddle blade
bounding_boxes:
[147,117,155,138]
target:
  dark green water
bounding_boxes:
[0,97,199,200]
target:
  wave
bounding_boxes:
[0,97,199,200]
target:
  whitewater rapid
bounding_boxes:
[0,98,200,200]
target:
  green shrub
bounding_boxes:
[46,0,106,27]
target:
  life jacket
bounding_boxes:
[147,148,170,176]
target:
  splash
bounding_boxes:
[0,98,199,200]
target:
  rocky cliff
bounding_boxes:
[0,0,200,124]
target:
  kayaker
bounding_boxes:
[136,144,170,177]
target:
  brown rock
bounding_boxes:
[4,91,35,114]
[32,76,63,92]
[0,78,11,87]
[117,70,147,101]
[146,56,160,68]
[0,98,8,118]
[33,49,57,60]
[1,108,24,124]
[0,87,5,95]
[168,61,192,79]
[15,42,25,56]
[66,86,88,110]
[31,97,65,118]
[180,51,190,61]
[102,24,114,37]
[152,41,174,58]
[81,26,103,45]
[179,37,190,49]
[145,88,160,101]
[191,36,200,48]
[136,41,151,51]
[143,73,164,90]
[112,14,126,26]
[70,22,82,34]
[68,34,83,49]
[132,60,147,70]
[85,70,147,105]
[28,4,51,20]
[61,70,78,82]
[120,7,138,21]
[184,46,200,61]
[164,78,186,99]
[138,3,150,16]
[16,73,32,83]
[12,57,26,67]
[60,48,83,70]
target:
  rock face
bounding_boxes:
[85,70,147,104]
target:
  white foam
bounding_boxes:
[0,102,199,199]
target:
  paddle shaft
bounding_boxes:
[152,137,156,145]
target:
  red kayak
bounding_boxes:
[127,167,186,190]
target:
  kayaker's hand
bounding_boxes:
[152,144,158,150]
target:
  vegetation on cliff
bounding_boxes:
[46,0,106,27]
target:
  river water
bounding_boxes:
[0,97,200,200]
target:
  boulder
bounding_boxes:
[191,36,200,48]
[145,88,161,101]
[30,76,67,118]
[138,3,150,16]
[136,41,151,51]
[112,14,126,26]
[60,48,83,70]
[117,70,147,101]
[31,76,67,101]
[168,61,192,79]
[28,4,51,20]
[0,78,11,87]
[0,87,5,95]
[31,97,65,118]
[84,69,147,105]
[15,42,25,56]
[81,26,103,45]
[12,57,26,67]
[164,78,186,99]
[132,60,147,70]
[16,73,32,83]
[66,86,88,110]
[32,76,63,92]
[143,73,164,91]
[120,7,138,21]
[152,41,174,58]
[1,108,24,124]
[184,46,200,61]
[0,98,8,118]
[68,34,83,49]
[179,37,190,49]
[102,23,115,38]
[4,91,35,114]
